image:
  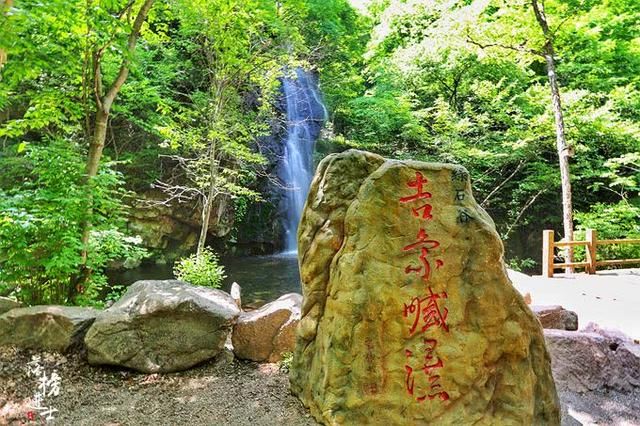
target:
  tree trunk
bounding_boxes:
[532,0,574,270]
[73,0,155,299]
[79,107,109,261]
[195,77,225,259]
[86,108,109,179]
[196,140,219,258]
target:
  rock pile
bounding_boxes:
[0,281,304,373]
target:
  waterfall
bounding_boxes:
[279,68,327,254]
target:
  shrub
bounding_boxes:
[173,248,226,288]
[506,257,536,273]
[279,352,294,373]
[574,201,640,264]
[0,141,145,306]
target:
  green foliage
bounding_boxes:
[574,201,640,263]
[89,230,149,270]
[327,0,640,265]
[0,141,146,306]
[507,257,537,273]
[279,351,294,373]
[2,0,640,277]
[173,248,226,288]
[104,284,128,304]
[298,0,370,108]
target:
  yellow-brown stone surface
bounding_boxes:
[290,150,560,425]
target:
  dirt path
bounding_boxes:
[0,348,315,426]
[509,268,640,340]
[1,347,638,425]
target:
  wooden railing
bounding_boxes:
[542,229,640,277]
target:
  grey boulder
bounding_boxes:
[0,297,20,315]
[544,329,640,392]
[0,305,98,352]
[85,280,240,373]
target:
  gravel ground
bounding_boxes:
[1,347,638,425]
[0,347,315,426]
[560,389,640,425]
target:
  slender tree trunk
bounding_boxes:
[73,0,155,298]
[195,78,225,258]
[532,0,574,269]
[79,107,108,262]
[87,109,109,179]
[196,141,219,257]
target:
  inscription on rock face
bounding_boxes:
[398,171,450,402]
[290,150,560,426]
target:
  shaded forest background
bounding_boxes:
[0,0,638,305]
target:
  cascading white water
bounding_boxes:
[279,69,327,254]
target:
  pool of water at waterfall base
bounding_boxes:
[107,254,301,309]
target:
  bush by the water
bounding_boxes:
[0,141,148,307]
[173,248,226,288]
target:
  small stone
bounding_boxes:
[531,305,578,330]
[232,293,301,363]
[0,306,98,352]
[231,282,242,310]
[213,347,235,368]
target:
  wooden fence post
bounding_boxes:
[586,229,597,274]
[542,230,555,278]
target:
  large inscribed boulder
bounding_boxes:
[85,280,239,373]
[290,150,560,425]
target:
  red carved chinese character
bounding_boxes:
[403,229,439,252]
[403,297,423,335]
[421,338,444,374]
[412,203,433,220]
[428,391,450,401]
[403,229,443,281]
[400,172,431,203]
[402,288,449,335]
[423,338,438,360]
[423,359,444,375]
[405,364,415,395]
[404,341,449,402]
[422,287,449,332]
